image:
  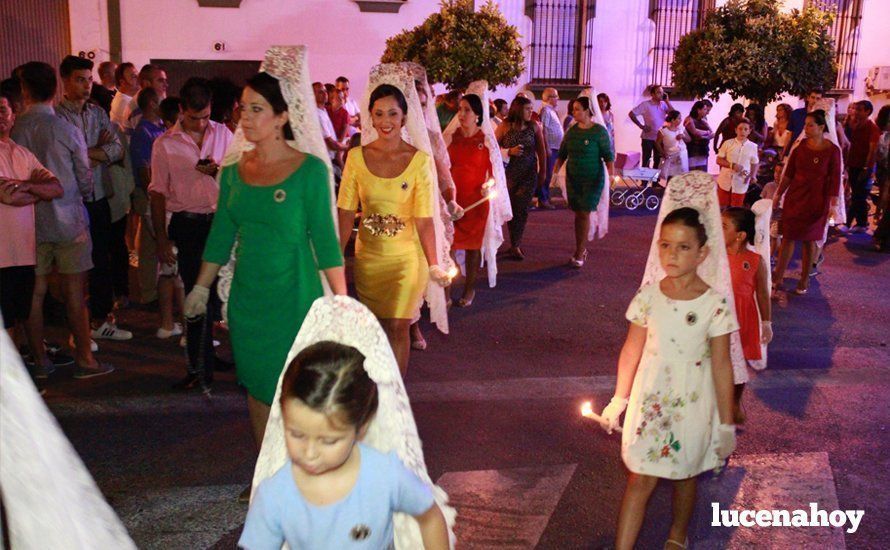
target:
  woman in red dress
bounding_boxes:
[773,110,840,294]
[447,94,491,307]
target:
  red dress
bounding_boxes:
[781,140,840,241]
[728,249,762,361]
[449,130,492,250]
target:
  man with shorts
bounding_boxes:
[11,62,113,378]
[0,91,64,378]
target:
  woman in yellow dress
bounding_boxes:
[337,81,450,375]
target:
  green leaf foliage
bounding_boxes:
[671,0,837,105]
[381,0,525,91]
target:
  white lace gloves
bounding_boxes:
[715,424,736,460]
[184,285,210,319]
[761,321,773,344]
[600,396,628,434]
[429,265,452,287]
[447,200,465,221]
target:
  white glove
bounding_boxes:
[761,321,773,344]
[447,200,465,221]
[429,265,451,287]
[715,424,736,460]
[600,396,628,434]
[184,285,210,319]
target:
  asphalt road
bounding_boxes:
[36,203,890,549]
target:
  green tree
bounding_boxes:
[671,0,837,105]
[381,0,524,91]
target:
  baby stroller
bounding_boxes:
[610,152,662,211]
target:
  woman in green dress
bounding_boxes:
[183,63,347,450]
[552,96,614,268]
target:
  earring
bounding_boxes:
[275,125,281,140]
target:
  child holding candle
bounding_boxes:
[599,172,738,549]
[721,207,772,423]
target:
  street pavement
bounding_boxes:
[36,204,890,549]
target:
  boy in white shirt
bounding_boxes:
[716,118,759,207]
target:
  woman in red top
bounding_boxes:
[773,110,840,295]
[447,94,491,307]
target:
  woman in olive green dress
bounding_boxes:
[183,65,347,450]
[552,96,614,268]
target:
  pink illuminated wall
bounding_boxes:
[69,0,889,166]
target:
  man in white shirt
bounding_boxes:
[539,87,563,209]
[123,64,168,131]
[628,84,674,168]
[335,76,361,135]
[109,62,140,131]
[313,82,347,165]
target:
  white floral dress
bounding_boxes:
[622,283,739,479]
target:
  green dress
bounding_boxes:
[558,123,615,212]
[203,155,343,405]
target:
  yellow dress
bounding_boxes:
[337,147,433,319]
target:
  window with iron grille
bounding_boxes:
[648,0,715,90]
[804,0,863,93]
[526,0,596,87]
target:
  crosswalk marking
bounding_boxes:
[693,452,847,549]
[436,464,576,549]
[113,484,246,550]
[47,361,889,417]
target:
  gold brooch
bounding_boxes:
[362,213,406,237]
[273,189,287,203]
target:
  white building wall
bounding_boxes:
[69,0,889,166]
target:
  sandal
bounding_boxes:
[793,286,808,295]
[570,249,589,268]
[456,293,475,308]
[664,538,688,549]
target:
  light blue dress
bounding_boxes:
[239,443,434,549]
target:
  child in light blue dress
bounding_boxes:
[239,341,449,549]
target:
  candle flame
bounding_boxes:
[488,190,497,200]
[580,401,593,417]
[482,178,495,189]
[447,266,459,279]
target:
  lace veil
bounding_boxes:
[216,46,338,320]
[251,296,457,549]
[578,87,611,240]
[749,198,772,370]
[639,171,749,384]
[0,326,137,549]
[782,98,846,243]
[443,80,514,287]
[360,63,452,333]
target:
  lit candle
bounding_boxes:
[580,401,622,433]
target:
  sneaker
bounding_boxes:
[47,351,75,367]
[156,323,183,339]
[74,362,114,379]
[91,320,133,341]
[28,361,56,379]
[69,334,99,353]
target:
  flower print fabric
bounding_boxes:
[621,282,739,479]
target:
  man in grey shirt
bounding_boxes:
[11,61,112,378]
[56,55,132,342]
[539,87,563,209]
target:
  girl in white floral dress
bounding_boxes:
[600,206,738,550]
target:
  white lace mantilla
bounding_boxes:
[640,171,749,383]
[251,296,457,549]
[361,63,452,333]
[749,198,772,370]
[443,80,514,287]
[0,325,137,549]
